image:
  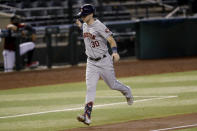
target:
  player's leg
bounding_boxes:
[19,42,35,55]
[19,42,39,68]
[2,50,15,72]
[100,55,133,105]
[27,49,34,64]
[101,68,133,99]
[85,62,100,103]
[77,62,100,125]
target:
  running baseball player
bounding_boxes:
[75,4,134,125]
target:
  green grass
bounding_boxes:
[0,71,197,131]
[178,128,197,131]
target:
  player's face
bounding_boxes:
[81,13,93,23]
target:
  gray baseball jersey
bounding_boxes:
[82,19,112,58]
[82,19,132,104]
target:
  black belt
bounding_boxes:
[89,55,106,61]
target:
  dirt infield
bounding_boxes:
[0,57,197,90]
[0,57,197,131]
[65,113,197,131]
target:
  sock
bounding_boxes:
[84,102,93,119]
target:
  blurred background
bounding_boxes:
[0,0,197,71]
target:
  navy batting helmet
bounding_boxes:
[77,4,95,17]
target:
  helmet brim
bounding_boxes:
[77,11,91,18]
[77,12,82,18]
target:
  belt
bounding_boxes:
[89,55,106,61]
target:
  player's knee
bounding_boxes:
[108,82,116,90]
[109,84,116,90]
[29,42,35,50]
[108,80,122,90]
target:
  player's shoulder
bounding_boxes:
[94,19,107,29]
[95,19,104,25]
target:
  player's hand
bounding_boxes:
[112,53,120,63]
[75,19,82,28]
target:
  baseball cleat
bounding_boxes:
[126,96,134,105]
[77,114,91,125]
[122,86,134,105]
[26,61,39,68]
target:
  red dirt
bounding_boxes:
[65,113,197,131]
[0,57,197,131]
[1,57,197,90]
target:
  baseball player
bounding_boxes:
[75,4,134,125]
[2,15,39,72]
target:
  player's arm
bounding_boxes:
[7,24,17,31]
[107,35,120,62]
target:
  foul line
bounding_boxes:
[0,96,177,119]
[97,95,177,98]
[151,124,197,131]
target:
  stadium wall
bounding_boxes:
[136,17,197,59]
[34,17,197,66]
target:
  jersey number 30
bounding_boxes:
[91,41,100,48]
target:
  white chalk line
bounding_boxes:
[0,96,177,119]
[151,123,197,131]
[97,95,177,98]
